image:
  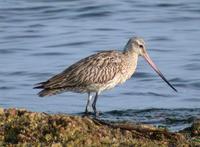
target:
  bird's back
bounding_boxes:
[35,50,132,96]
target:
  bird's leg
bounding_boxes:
[85,92,93,114]
[92,92,100,116]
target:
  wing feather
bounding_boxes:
[37,51,125,90]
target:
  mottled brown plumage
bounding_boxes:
[34,37,177,115]
[36,50,136,95]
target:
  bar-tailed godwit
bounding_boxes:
[34,37,177,115]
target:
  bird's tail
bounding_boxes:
[37,89,64,97]
[33,82,46,89]
[34,82,64,97]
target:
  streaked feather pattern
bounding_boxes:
[34,50,137,96]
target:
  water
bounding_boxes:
[0,0,200,131]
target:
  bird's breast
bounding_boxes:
[119,55,138,84]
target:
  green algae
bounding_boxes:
[0,108,199,146]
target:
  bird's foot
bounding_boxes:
[94,110,101,118]
[82,111,101,119]
[83,110,93,117]
[92,104,98,116]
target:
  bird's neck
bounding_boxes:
[123,50,139,61]
[119,50,139,82]
[123,50,139,72]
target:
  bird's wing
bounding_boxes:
[38,51,125,89]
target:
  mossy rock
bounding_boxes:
[0,108,199,146]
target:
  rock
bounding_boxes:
[191,119,200,136]
[0,108,4,115]
[0,107,199,146]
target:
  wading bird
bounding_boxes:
[34,37,177,115]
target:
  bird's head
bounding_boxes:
[124,36,177,92]
[124,37,146,56]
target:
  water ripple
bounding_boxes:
[0,86,16,90]
[10,4,55,10]
[30,52,70,57]
[183,63,200,71]
[101,108,200,131]
[132,72,151,78]
[76,11,112,18]
[121,91,170,97]
[156,3,185,8]
[4,35,44,39]
[46,41,93,48]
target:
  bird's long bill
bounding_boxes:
[143,53,177,92]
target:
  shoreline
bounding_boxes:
[0,107,199,146]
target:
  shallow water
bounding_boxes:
[0,0,200,131]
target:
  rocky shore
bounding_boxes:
[0,108,199,146]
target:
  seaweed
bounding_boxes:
[0,108,199,146]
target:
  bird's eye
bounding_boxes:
[139,45,143,48]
